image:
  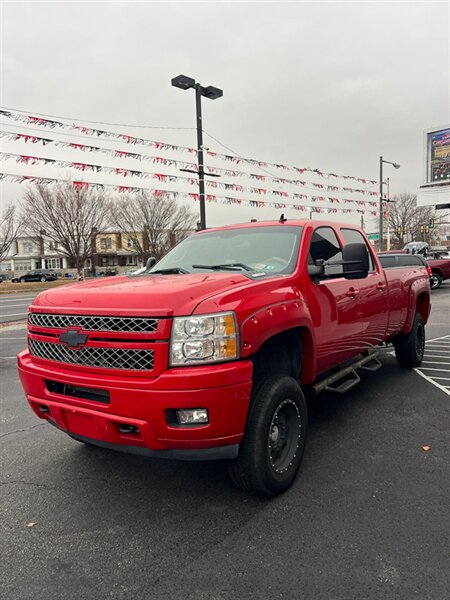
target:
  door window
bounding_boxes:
[341,228,375,272]
[309,227,343,279]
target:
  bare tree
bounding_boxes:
[112,193,197,261]
[0,205,24,264]
[388,193,449,249]
[21,183,111,275]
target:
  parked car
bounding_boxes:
[19,219,431,497]
[12,269,58,283]
[426,256,450,289]
[0,274,4,283]
[378,252,433,286]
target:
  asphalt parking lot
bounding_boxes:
[0,285,449,600]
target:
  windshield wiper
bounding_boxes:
[192,263,255,272]
[150,267,190,275]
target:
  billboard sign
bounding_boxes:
[427,127,450,183]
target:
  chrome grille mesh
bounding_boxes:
[28,313,158,333]
[29,339,154,371]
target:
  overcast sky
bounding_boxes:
[1,0,448,230]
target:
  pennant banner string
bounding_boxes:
[0,170,380,216]
[0,109,378,185]
[0,130,380,198]
[0,152,379,207]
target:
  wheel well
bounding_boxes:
[251,328,305,381]
[431,269,442,276]
[416,292,430,323]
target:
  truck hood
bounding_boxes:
[30,273,257,317]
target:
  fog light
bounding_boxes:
[176,408,209,425]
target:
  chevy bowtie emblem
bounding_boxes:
[59,329,88,349]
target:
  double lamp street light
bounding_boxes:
[379,156,400,251]
[171,75,223,230]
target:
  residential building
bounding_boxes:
[1,234,69,273]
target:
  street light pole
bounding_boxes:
[379,156,384,251]
[171,75,223,230]
[195,83,207,230]
[379,156,400,251]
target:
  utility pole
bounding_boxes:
[386,177,391,251]
[379,156,400,251]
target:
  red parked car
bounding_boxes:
[18,220,430,496]
[426,256,450,289]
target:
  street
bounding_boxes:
[0,292,38,324]
[0,286,448,600]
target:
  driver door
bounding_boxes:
[304,226,364,374]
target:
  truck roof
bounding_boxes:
[196,219,365,234]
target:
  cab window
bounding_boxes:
[341,228,375,272]
[308,227,343,279]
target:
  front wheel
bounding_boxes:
[227,375,307,497]
[394,313,425,368]
[40,276,46,282]
[430,273,443,290]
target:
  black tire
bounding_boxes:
[40,276,46,282]
[394,313,425,368]
[227,375,307,497]
[430,272,443,290]
[19,278,25,283]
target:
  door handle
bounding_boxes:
[376,282,386,291]
[346,288,359,298]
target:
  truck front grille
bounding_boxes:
[29,339,154,371]
[28,313,158,333]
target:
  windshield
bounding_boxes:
[148,225,302,275]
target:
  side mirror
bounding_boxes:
[342,243,369,280]
[307,259,325,278]
[146,256,156,271]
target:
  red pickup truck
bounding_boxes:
[18,219,431,497]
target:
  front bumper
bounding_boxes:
[18,350,253,459]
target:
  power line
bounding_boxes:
[0,104,196,131]
[1,107,379,185]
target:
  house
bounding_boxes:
[92,231,143,271]
[1,234,69,273]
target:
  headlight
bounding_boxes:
[170,312,238,366]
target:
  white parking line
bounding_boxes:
[0,312,28,318]
[414,370,450,396]
[422,360,450,365]
[415,334,450,396]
